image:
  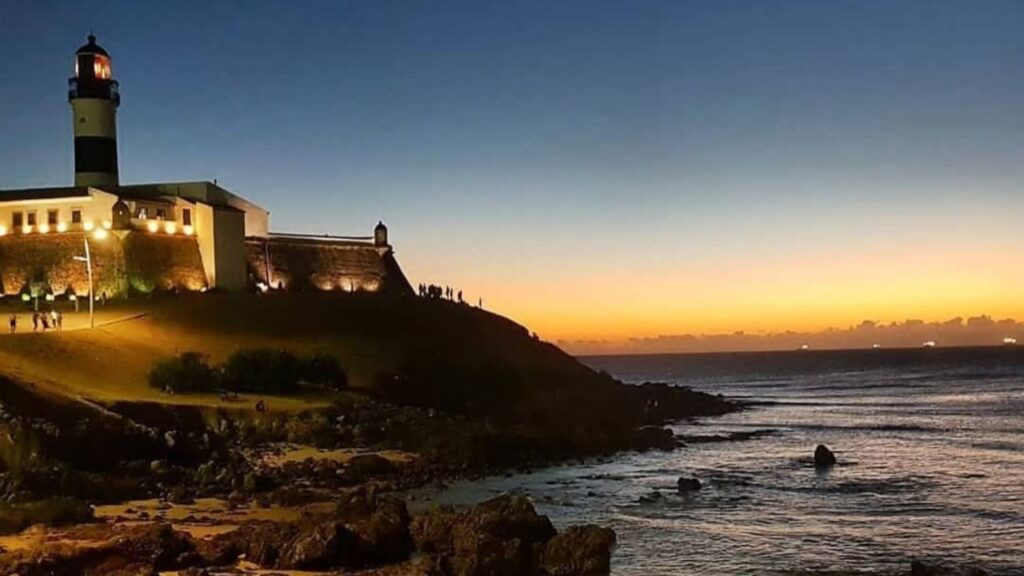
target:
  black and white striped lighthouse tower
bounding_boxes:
[68,34,120,187]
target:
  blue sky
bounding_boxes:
[2,1,1023,343]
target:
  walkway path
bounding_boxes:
[0,308,150,335]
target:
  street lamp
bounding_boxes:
[72,232,102,328]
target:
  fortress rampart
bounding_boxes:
[0,232,207,298]
[246,236,411,295]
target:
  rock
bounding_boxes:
[203,521,296,567]
[167,485,194,505]
[336,491,413,565]
[634,426,677,451]
[344,454,397,483]
[677,477,701,492]
[540,524,616,575]
[411,494,555,576]
[814,444,837,467]
[280,521,357,569]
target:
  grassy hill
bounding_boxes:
[0,292,587,408]
[0,292,735,467]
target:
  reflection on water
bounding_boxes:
[431,348,1024,575]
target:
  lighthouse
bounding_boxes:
[68,34,120,187]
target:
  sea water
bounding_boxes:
[431,347,1024,575]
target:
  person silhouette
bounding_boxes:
[8,314,16,334]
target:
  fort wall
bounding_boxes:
[0,232,207,298]
[245,237,411,294]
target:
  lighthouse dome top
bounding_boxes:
[76,34,109,57]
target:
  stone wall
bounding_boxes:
[122,233,208,293]
[0,232,207,298]
[246,237,412,295]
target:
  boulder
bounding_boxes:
[344,454,397,483]
[411,495,555,576]
[204,491,411,571]
[677,477,701,492]
[203,521,297,567]
[336,491,413,565]
[280,521,357,569]
[541,524,616,575]
[814,444,836,467]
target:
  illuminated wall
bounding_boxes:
[122,233,208,293]
[245,237,411,294]
[0,231,207,298]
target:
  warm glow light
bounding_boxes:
[1004,337,1017,345]
[147,220,159,233]
[57,222,68,233]
[102,220,112,230]
[22,225,33,234]
[92,228,109,240]
[0,225,7,237]
[93,55,112,79]
[38,224,50,234]
[182,225,194,236]
[83,221,95,231]
[164,222,178,234]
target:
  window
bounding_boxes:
[12,212,23,227]
[47,210,58,225]
[71,209,82,224]
[138,207,148,219]
[156,208,166,220]
[27,212,36,226]
[182,208,192,226]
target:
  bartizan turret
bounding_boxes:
[374,220,389,247]
[68,34,120,187]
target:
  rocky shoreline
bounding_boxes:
[0,372,736,575]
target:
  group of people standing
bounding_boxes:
[418,283,463,303]
[7,310,65,333]
[417,283,483,308]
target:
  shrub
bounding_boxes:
[148,352,221,394]
[222,348,303,393]
[301,353,348,389]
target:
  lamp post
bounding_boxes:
[73,234,96,328]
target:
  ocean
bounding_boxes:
[430,347,1024,575]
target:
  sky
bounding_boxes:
[1,1,1023,352]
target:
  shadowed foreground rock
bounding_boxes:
[411,494,559,576]
[203,490,411,570]
[0,523,196,576]
[541,524,617,575]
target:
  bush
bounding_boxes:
[222,348,303,393]
[301,353,348,389]
[148,349,348,396]
[148,352,221,394]
[0,498,95,535]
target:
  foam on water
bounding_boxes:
[430,348,1024,575]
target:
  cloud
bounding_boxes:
[558,315,1024,355]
